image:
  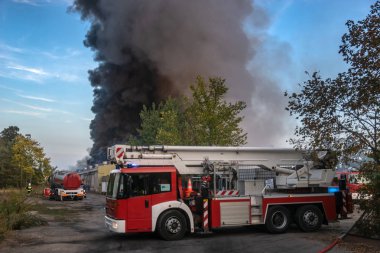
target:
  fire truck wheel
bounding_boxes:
[265,206,290,233]
[295,205,323,232]
[157,210,187,241]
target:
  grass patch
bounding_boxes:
[0,189,47,240]
[0,187,86,240]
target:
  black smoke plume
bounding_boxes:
[72,0,291,163]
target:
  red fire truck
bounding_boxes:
[335,171,366,199]
[105,145,338,240]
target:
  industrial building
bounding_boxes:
[78,164,114,193]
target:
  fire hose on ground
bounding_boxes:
[318,211,365,253]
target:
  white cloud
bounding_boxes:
[12,0,38,5]
[12,0,49,6]
[12,0,74,7]
[2,109,42,117]
[40,51,60,60]
[1,42,87,84]
[65,48,81,57]
[0,84,23,93]
[0,53,15,61]
[0,70,44,83]
[7,64,49,76]
[0,43,23,53]
[3,63,80,83]
[2,63,50,83]
[54,109,71,115]
[1,98,52,112]
[39,48,82,60]
[54,73,79,82]
[17,94,55,102]
[23,104,52,112]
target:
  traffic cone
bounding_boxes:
[185,178,192,198]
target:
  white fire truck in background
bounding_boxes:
[105,145,339,240]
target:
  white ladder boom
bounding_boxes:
[108,145,306,175]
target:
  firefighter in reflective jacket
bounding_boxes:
[26,183,32,194]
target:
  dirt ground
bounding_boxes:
[0,192,107,253]
[0,193,379,253]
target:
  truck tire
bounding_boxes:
[265,206,290,233]
[295,205,323,232]
[157,210,187,241]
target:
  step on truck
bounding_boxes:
[105,145,339,240]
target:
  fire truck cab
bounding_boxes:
[105,166,193,240]
[105,145,338,240]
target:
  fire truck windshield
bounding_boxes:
[106,173,119,199]
[106,173,130,199]
[106,172,172,199]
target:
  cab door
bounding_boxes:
[126,174,152,232]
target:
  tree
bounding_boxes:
[0,126,53,188]
[0,126,21,187]
[134,98,185,145]
[135,76,247,146]
[156,98,185,145]
[11,135,53,187]
[285,1,380,236]
[185,76,247,146]
[137,103,162,145]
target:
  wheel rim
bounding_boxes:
[271,211,287,229]
[303,210,318,227]
[165,216,182,234]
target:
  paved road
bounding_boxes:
[0,193,360,253]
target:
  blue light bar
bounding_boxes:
[328,186,339,193]
[126,163,139,168]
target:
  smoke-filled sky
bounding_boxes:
[0,0,375,168]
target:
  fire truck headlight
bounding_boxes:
[112,221,118,229]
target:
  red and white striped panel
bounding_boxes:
[216,190,239,196]
[115,147,125,159]
[203,199,209,230]
[341,190,347,218]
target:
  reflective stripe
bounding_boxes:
[216,190,239,196]
[203,199,209,230]
[116,147,124,159]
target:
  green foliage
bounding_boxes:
[156,98,185,145]
[11,135,53,187]
[135,98,186,145]
[135,76,247,146]
[285,1,380,237]
[0,190,47,239]
[0,126,21,188]
[185,76,247,145]
[138,103,162,145]
[0,126,53,188]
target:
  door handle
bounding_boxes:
[145,199,149,208]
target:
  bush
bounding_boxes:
[0,190,46,240]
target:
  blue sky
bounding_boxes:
[0,0,375,169]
